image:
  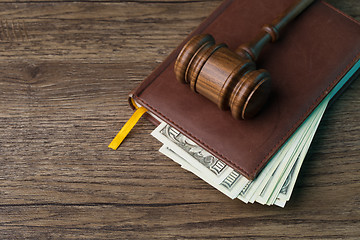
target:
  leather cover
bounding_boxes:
[129,0,360,179]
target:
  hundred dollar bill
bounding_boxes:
[237,152,281,203]
[159,145,249,199]
[274,160,298,207]
[274,102,327,207]
[279,163,296,197]
[152,123,235,184]
[238,94,329,206]
[151,91,329,206]
[256,95,328,205]
[254,123,309,205]
[244,141,291,204]
[274,126,317,207]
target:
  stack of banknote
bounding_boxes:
[151,95,330,207]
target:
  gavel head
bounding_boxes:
[174,34,271,120]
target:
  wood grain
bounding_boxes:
[0,0,359,239]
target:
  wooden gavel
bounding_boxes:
[174,0,315,119]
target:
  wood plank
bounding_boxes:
[0,0,359,239]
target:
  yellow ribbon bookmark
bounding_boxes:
[108,106,147,150]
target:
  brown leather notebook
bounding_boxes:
[129,0,360,180]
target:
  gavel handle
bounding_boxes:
[236,0,315,61]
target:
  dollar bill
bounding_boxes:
[274,101,327,207]
[151,95,329,207]
[152,123,235,184]
[159,145,249,199]
[274,160,298,207]
[279,163,296,196]
[244,140,292,204]
[258,96,328,205]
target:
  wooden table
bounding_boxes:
[0,0,359,239]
